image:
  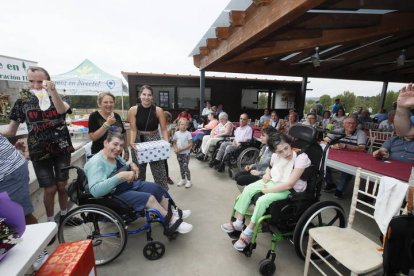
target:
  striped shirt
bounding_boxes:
[0,134,26,181]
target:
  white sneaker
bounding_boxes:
[173,209,191,219]
[185,181,192,188]
[177,179,186,187]
[176,221,193,234]
[32,249,49,271]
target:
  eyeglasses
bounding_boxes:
[240,118,248,121]
[29,80,43,84]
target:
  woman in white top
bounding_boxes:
[221,133,311,251]
[331,107,346,128]
[201,101,213,116]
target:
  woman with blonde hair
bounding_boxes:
[88,92,127,157]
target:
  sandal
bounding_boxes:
[221,222,243,233]
[233,232,252,251]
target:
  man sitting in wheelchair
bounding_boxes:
[221,133,310,251]
[209,113,253,172]
[84,131,193,234]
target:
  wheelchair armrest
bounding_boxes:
[238,140,252,146]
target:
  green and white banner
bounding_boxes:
[0,55,37,82]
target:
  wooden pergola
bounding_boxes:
[191,0,414,113]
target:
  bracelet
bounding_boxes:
[103,122,110,129]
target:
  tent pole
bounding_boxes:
[121,89,125,119]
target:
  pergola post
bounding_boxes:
[200,70,205,115]
[298,77,308,119]
[380,81,388,109]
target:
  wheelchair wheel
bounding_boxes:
[292,201,346,260]
[258,258,276,276]
[236,147,260,171]
[143,241,165,260]
[58,204,128,266]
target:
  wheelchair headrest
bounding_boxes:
[288,124,318,144]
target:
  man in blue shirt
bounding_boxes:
[373,135,414,163]
[331,98,343,115]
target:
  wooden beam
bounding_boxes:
[296,14,381,29]
[318,0,414,11]
[207,38,219,49]
[210,60,413,82]
[197,0,328,69]
[215,27,231,40]
[267,29,322,41]
[193,54,202,68]
[253,0,273,7]
[227,12,414,63]
[199,47,210,56]
[229,11,246,27]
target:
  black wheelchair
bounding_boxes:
[208,131,261,175]
[225,125,347,275]
[58,166,185,266]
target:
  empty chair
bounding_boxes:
[368,130,394,153]
[303,168,384,276]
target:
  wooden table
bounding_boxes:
[326,149,412,182]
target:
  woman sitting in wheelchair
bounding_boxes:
[221,133,310,251]
[233,127,277,186]
[84,131,193,234]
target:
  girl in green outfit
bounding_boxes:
[221,133,311,251]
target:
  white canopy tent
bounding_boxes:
[52,59,126,114]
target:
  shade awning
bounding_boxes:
[191,0,414,83]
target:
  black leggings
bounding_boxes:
[234,171,261,186]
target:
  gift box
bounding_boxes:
[134,140,170,164]
[36,240,96,276]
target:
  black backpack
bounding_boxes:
[383,187,414,275]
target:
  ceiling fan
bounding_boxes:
[375,49,414,66]
[291,47,344,67]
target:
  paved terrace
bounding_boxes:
[33,144,381,276]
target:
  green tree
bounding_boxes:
[319,94,332,111]
[304,99,315,115]
[337,91,356,115]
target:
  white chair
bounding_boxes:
[368,130,393,154]
[303,168,383,276]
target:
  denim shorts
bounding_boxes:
[0,161,34,215]
[32,154,71,187]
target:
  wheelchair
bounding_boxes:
[209,132,261,175]
[225,125,347,275]
[58,166,184,266]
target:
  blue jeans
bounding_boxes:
[112,180,166,211]
[325,168,353,192]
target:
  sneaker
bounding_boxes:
[166,177,174,185]
[323,184,337,193]
[177,179,186,187]
[233,233,252,251]
[221,222,243,233]
[60,215,83,226]
[173,209,191,219]
[334,190,343,199]
[32,249,49,271]
[176,221,193,234]
[195,153,205,161]
[185,181,192,188]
